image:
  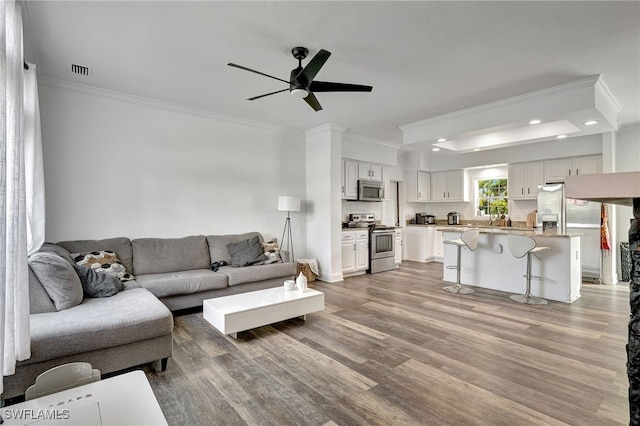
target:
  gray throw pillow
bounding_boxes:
[227,236,268,267]
[28,252,83,311]
[73,264,124,298]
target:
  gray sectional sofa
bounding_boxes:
[2,232,295,400]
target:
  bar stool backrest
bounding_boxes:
[507,235,537,258]
[461,229,480,251]
[25,362,101,400]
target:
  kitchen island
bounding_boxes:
[438,226,581,303]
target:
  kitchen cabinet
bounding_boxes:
[342,230,369,274]
[406,171,431,202]
[544,155,602,183]
[431,170,468,202]
[341,232,356,272]
[356,232,369,270]
[508,161,544,199]
[395,228,402,265]
[358,162,383,182]
[574,155,602,175]
[341,159,358,200]
[404,226,442,262]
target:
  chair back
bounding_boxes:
[461,229,480,251]
[25,362,101,400]
[507,235,537,258]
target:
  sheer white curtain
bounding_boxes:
[24,62,45,255]
[1,0,37,394]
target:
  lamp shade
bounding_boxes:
[277,196,301,212]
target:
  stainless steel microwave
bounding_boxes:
[358,180,385,202]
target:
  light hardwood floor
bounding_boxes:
[143,261,630,425]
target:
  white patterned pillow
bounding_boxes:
[72,250,135,281]
[261,240,282,264]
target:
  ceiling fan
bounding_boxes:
[228,47,373,111]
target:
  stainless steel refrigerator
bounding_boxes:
[537,183,601,282]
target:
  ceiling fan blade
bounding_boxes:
[310,81,373,93]
[247,88,289,101]
[297,49,331,83]
[228,63,291,85]
[303,92,323,111]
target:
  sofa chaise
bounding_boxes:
[1,232,295,401]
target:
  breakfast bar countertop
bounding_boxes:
[436,225,582,238]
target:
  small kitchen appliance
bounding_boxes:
[416,213,435,224]
[447,212,460,225]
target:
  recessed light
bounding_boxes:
[437,138,446,143]
[529,119,541,125]
[584,120,598,126]
[432,147,440,152]
[556,134,567,139]
[473,148,481,151]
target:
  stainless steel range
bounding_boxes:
[368,225,395,274]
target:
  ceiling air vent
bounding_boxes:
[70,63,92,77]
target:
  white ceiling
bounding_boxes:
[21,1,640,148]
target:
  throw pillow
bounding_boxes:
[261,239,282,264]
[227,236,268,267]
[28,252,84,311]
[73,264,124,298]
[72,250,135,281]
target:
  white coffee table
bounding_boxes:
[203,287,324,338]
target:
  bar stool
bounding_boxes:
[443,229,480,294]
[507,235,551,305]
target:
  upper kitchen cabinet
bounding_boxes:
[342,159,358,200]
[406,171,431,202]
[343,159,389,200]
[508,161,544,199]
[431,170,468,202]
[545,155,602,183]
[358,162,383,182]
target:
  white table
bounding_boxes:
[203,287,325,338]
[1,370,167,425]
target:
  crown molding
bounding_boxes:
[38,77,304,137]
[399,75,603,131]
[343,131,400,149]
[304,123,348,138]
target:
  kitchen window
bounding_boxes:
[476,178,508,217]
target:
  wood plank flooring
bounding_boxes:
[142,261,630,425]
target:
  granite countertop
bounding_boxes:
[436,225,582,238]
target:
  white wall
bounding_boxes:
[305,125,344,282]
[39,80,307,252]
[614,124,640,279]
[342,133,397,166]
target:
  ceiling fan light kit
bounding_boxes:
[290,88,309,99]
[228,46,373,111]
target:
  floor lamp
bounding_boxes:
[278,196,301,263]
